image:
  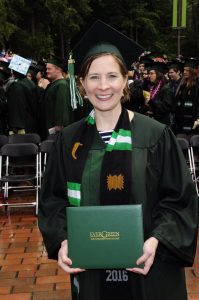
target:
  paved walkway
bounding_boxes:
[0,198,199,300]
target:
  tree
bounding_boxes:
[44,0,92,58]
[0,0,18,49]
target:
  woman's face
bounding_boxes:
[183,67,191,79]
[148,70,157,83]
[81,55,127,113]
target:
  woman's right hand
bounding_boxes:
[58,240,85,274]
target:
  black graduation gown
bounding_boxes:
[0,86,7,134]
[175,79,199,133]
[148,84,175,126]
[39,112,198,300]
[6,78,39,133]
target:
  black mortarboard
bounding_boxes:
[146,62,168,74]
[47,55,67,72]
[184,58,199,69]
[139,56,153,65]
[71,20,144,74]
[167,60,183,72]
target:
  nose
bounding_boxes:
[98,77,109,89]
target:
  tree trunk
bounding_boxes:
[31,15,35,37]
[59,25,64,59]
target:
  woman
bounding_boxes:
[175,60,199,134]
[39,21,198,300]
[145,63,174,126]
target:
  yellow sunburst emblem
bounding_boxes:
[107,174,124,191]
[72,142,83,160]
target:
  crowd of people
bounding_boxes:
[0,47,199,142]
[124,53,199,137]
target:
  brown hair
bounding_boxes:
[78,52,130,102]
[183,67,198,87]
[152,70,166,86]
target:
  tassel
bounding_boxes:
[68,52,83,110]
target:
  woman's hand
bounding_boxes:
[192,119,199,129]
[58,240,85,274]
[126,237,159,276]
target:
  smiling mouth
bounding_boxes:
[96,94,113,100]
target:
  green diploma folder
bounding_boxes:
[67,204,144,269]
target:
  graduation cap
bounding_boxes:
[146,61,168,74]
[47,55,67,72]
[139,55,153,65]
[184,58,199,69]
[167,60,183,72]
[8,54,31,75]
[71,20,145,74]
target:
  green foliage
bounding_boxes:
[0,0,18,48]
[0,0,198,60]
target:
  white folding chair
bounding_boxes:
[177,137,199,196]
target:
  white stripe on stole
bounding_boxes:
[109,135,132,146]
[68,189,81,199]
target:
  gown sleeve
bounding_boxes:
[38,133,68,260]
[150,127,198,266]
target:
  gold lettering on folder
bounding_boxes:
[90,231,120,240]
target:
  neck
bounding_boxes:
[95,106,122,131]
[51,74,64,82]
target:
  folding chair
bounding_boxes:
[177,137,198,195]
[0,143,39,214]
[39,140,54,186]
[190,135,199,194]
[0,135,8,149]
[9,133,41,144]
[0,135,8,202]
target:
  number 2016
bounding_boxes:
[106,270,128,282]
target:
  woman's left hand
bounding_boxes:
[126,237,159,276]
[192,119,199,129]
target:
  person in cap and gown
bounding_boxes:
[41,56,74,140]
[167,61,183,131]
[6,55,39,135]
[39,20,198,300]
[0,64,10,134]
[175,59,199,135]
[144,62,175,126]
[167,60,183,96]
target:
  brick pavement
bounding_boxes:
[0,196,199,300]
[0,200,72,300]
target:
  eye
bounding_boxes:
[88,75,100,80]
[107,74,117,80]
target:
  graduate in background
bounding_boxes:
[41,56,74,140]
[39,21,198,300]
[175,59,199,135]
[7,54,39,135]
